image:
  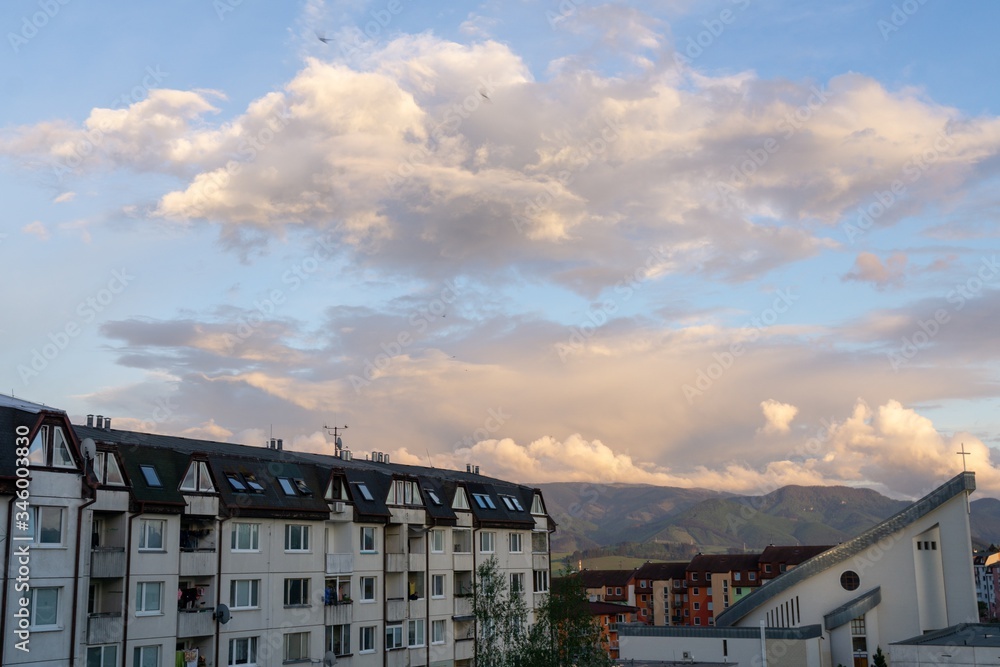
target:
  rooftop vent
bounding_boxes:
[86,414,94,427]
[95,415,104,429]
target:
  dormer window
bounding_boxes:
[530,493,546,515]
[139,464,162,488]
[28,424,76,469]
[180,461,215,492]
[452,487,469,510]
[94,451,125,486]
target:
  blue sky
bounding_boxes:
[4,0,1000,498]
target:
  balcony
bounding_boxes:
[325,601,353,626]
[87,613,124,644]
[387,598,407,622]
[180,550,216,577]
[387,648,407,667]
[454,596,474,617]
[532,554,549,570]
[178,608,216,638]
[386,553,407,573]
[326,553,354,575]
[90,548,126,578]
[453,553,473,571]
[455,638,475,661]
[409,553,426,571]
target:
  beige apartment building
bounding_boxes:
[0,395,554,667]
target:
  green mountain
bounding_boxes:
[539,482,1000,554]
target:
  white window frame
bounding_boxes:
[135,581,163,616]
[231,523,260,552]
[386,624,404,650]
[431,619,446,645]
[230,579,260,610]
[134,645,160,667]
[480,531,495,553]
[284,524,310,552]
[408,619,425,648]
[360,576,376,603]
[360,626,376,654]
[510,572,525,595]
[360,526,376,552]
[138,519,165,551]
[29,587,60,629]
[86,645,118,667]
[328,623,350,656]
[284,578,310,606]
[430,529,445,553]
[228,636,257,666]
[33,506,63,546]
[533,569,549,593]
[431,574,445,599]
[508,532,522,553]
[284,631,310,663]
[95,450,126,485]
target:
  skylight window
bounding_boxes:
[244,474,265,493]
[501,496,516,511]
[427,490,442,506]
[472,493,496,510]
[226,474,247,492]
[278,477,297,496]
[357,483,374,501]
[294,478,312,495]
[139,465,162,488]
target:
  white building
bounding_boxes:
[621,471,980,667]
[0,395,554,667]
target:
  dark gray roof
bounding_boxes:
[619,623,823,640]
[824,587,881,630]
[891,623,1000,647]
[636,561,689,581]
[717,472,976,626]
[687,553,761,574]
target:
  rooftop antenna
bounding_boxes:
[325,423,348,452]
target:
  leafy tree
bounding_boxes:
[472,556,530,667]
[529,574,614,667]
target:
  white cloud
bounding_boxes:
[759,399,798,434]
[22,221,50,241]
[53,191,76,203]
[844,251,908,289]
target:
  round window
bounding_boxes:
[840,570,860,591]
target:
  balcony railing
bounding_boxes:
[386,553,407,572]
[177,608,216,638]
[454,596,474,617]
[325,601,353,626]
[179,549,216,577]
[90,548,126,578]
[87,613,124,644]
[326,553,354,575]
[387,598,406,622]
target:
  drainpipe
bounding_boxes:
[69,486,98,667]
[0,496,15,664]
[472,525,480,665]
[425,527,430,667]
[122,504,145,666]
[214,516,229,667]
[382,522,389,667]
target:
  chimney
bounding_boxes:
[474,465,480,475]
[384,454,390,464]
[276,438,283,451]
[104,418,112,431]
[86,414,94,427]
[269,438,276,450]
[466,464,472,473]
[96,415,104,429]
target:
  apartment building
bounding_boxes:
[633,562,687,626]
[757,545,831,584]
[586,600,637,661]
[684,553,761,626]
[0,395,554,667]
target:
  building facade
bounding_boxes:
[0,396,554,667]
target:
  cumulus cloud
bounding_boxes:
[759,399,798,434]
[844,251,908,289]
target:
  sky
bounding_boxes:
[3,0,1000,500]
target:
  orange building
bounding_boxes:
[588,600,638,660]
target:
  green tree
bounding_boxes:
[473,556,530,667]
[531,574,614,667]
[872,646,888,667]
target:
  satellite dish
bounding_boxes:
[324,651,338,666]
[335,436,343,449]
[80,438,97,461]
[213,604,231,624]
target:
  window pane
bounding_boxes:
[38,507,62,544]
[104,454,125,485]
[32,588,58,626]
[52,427,74,467]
